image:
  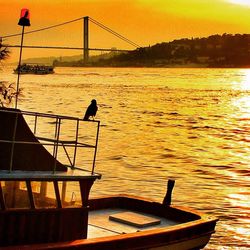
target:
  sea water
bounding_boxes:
[1,66,250,249]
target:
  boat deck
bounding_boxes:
[88,208,178,238]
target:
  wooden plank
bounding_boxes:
[26,180,35,209]
[53,181,62,208]
[109,212,161,228]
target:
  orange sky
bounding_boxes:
[1,0,250,61]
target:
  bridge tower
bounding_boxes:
[83,16,89,63]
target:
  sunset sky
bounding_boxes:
[1,0,250,61]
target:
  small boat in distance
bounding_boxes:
[14,63,55,75]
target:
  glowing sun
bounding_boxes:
[228,0,250,7]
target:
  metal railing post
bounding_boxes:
[72,119,79,168]
[53,117,61,173]
[9,113,19,172]
[34,114,38,135]
[52,117,59,159]
[91,121,100,175]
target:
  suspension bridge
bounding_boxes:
[1,16,141,63]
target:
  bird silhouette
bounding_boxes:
[83,99,98,121]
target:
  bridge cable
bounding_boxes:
[1,16,140,49]
[1,17,84,39]
[89,17,140,48]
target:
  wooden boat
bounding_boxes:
[0,108,218,249]
[13,63,54,74]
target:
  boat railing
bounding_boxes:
[0,108,100,174]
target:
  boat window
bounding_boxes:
[2,181,30,209]
[32,181,57,208]
[0,181,5,209]
[58,181,82,208]
[0,181,5,188]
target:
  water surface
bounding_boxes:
[2,67,250,249]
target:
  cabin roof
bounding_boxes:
[0,169,101,181]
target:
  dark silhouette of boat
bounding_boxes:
[14,63,54,75]
[0,107,218,249]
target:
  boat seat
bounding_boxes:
[109,211,161,228]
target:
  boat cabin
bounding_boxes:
[0,108,101,246]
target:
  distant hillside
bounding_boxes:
[53,51,121,67]
[94,33,250,68]
[17,51,119,67]
[19,54,83,65]
[11,34,250,68]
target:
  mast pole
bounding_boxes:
[15,25,25,109]
[16,8,31,109]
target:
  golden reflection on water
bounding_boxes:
[227,193,250,209]
[232,95,250,119]
[230,68,250,90]
[2,67,250,249]
[238,69,250,90]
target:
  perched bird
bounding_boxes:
[83,99,98,121]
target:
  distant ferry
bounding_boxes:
[14,63,55,75]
